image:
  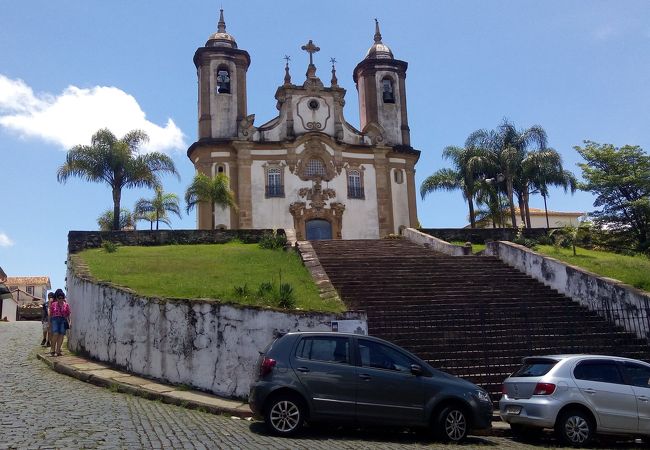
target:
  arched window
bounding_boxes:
[216,68,231,94]
[306,158,326,178]
[394,169,404,184]
[382,77,395,103]
[217,165,225,174]
[347,169,364,199]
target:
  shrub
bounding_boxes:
[101,241,119,253]
[257,282,273,296]
[259,230,287,250]
[233,284,249,297]
[277,283,295,309]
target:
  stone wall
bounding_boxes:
[403,228,471,256]
[486,241,650,339]
[419,228,551,244]
[66,265,366,399]
[68,229,280,254]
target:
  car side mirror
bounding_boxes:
[411,364,423,376]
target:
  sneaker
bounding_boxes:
[41,339,46,346]
[46,341,50,346]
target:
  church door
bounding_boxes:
[306,219,332,240]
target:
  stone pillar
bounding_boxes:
[234,143,253,229]
[405,165,418,228]
[398,75,410,147]
[198,65,212,139]
[374,149,394,237]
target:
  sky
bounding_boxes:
[1,1,649,292]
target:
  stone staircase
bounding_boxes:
[310,238,650,402]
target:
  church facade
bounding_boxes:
[187,11,420,240]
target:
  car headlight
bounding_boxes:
[475,389,491,403]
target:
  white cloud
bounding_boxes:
[0,232,14,247]
[0,74,186,153]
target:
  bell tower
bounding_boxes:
[353,20,411,147]
[193,9,251,139]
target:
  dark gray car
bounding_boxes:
[249,332,492,441]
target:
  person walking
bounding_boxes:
[40,292,53,347]
[49,289,70,357]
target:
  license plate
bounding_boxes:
[506,405,522,415]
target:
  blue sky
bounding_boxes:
[1,1,649,291]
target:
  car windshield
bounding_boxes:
[511,359,558,377]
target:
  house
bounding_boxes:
[5,276,50,321]
[0,266,18,322]
[472,208,585,229]
[187,12,419,240]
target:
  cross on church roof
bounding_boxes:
[301,40,320,66]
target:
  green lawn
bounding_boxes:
[536,245,650,292]
[451,241,487,254]
[77,243,345,313]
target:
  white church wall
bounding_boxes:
[375,70,402,146]
[209,59,238,138]
[390,167,410,234]
[335,164,380,239]
[292,95,336,136]
[251,160,295,229]
[66,267,367,399]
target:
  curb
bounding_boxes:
[37,353,253,419]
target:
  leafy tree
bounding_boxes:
[136,211,172,231]
[185,173,237,229]
[134,187,181,230]
[575,141,650,251]
[421,146,481,228]
[57,128,179,230]
[97,208,134,231]
[467,120,547,228]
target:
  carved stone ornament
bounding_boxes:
[295,138,337,181]
[297,178,336,211]
[289,178,346,240]
[238,114,257,140]
[361,121,386,145]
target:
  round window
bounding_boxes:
[308,99,319,110]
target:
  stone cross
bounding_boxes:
[301,40,320,65]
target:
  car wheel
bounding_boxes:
[555,409,594,447]
[436,406,468,442]
[264,394,305,436]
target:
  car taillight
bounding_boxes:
[259,357,276,378]
[533,382,556,395]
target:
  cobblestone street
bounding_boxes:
[0,321,645,449]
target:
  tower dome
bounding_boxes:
[365,19,393,59]
[206,9,237,48]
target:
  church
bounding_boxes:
[187,11,420,240]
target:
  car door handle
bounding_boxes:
[583,388,596,394]
[296,367,310,373]
[359,373,371,381]
[639,396,649,402]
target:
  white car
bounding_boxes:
[500,354,650,446]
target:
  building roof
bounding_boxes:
[5,276,51,288]
[517,208,585,217]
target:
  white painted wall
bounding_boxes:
[209,59,237,138]
[390,168,409,234]
[375,70,402,146]
[66,269,366,399]
[1,298,18,321]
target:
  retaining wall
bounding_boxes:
[403,228,471,256]
[486,241,650,339]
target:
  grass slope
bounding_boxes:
[78,243,345,313]
[536,245,650,292]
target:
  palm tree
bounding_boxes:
[134,187,181,230]
[97,208,135,231]
[421,146,481,228]
[57,128,179,230]
[136,210,172,231]
[467,120,547,228]
[185,173,237,229]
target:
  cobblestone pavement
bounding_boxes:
[0,321,645,449]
